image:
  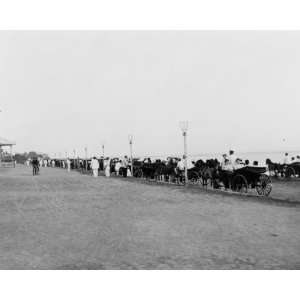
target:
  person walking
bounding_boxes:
[91,157,99,177]
[32,157,39,176]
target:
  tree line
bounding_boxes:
[14,152,50,164]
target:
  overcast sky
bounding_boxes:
[0,31,299,157]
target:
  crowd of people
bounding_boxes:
[25,149,300,179]
[219,150,257,171]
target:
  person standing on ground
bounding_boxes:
[66,158,71,172]
[104,157,111,177]
[122,156,129,177]
[91,157,99,177]
[39,158,43,168]
[32,157,39,176]
[115,160,121,176]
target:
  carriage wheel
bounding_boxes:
[135,168,143,178]
[189,172,199,185]
[177,174,185,185]
[285,166,296,179]
[232,174,248,193]
[256,174,272,197]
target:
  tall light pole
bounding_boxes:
[128,135,133,176]
[84,146,88,172]
[59,152,62,168]
[102,143,105,158]
[73,149,76,168]
[179,121,188,185]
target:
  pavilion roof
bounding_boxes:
[0,136,16,146]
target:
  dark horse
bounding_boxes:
[194,159,220,188]
[157,159,181,184]
[138,159,180,184]
[140,161,159,180]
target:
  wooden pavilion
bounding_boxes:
[0,137,16,167]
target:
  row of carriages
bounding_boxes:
[52,158,300,198]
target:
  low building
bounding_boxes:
[0,137,16,167]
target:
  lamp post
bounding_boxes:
[84,146,88,172]
[128,135,133,176]
[73,149,76,168]
[102,143,105,158]
[59,152,62,168]
[179,121,188,185]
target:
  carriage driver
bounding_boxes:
[283,153,290,165]
[234,158,244,170]
[228,150,237,166]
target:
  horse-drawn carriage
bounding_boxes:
[279,163,300,178]
[185,160,273,196]
[289,162,300,177]
[266,160,300,179]
[131,157,273,196]
[219,166,272,196]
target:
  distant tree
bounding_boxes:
[14,153,27,164]
[14,151,50,164]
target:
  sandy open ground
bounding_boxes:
[0,165,299,269]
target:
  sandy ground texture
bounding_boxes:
[0,165,299,270]
[269,178,300,203]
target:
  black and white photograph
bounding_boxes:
[0,30,299,270]
[0,1,299,299]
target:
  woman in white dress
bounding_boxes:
[115,160,121,176]
[104,158,111,177]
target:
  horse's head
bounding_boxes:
[266,158,272,165]
[195,159,204,168]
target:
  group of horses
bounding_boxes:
[125,158,222,187]
[121,158,274,196]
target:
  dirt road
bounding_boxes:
[0,166,299,269]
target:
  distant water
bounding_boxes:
[148,151,300,166]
